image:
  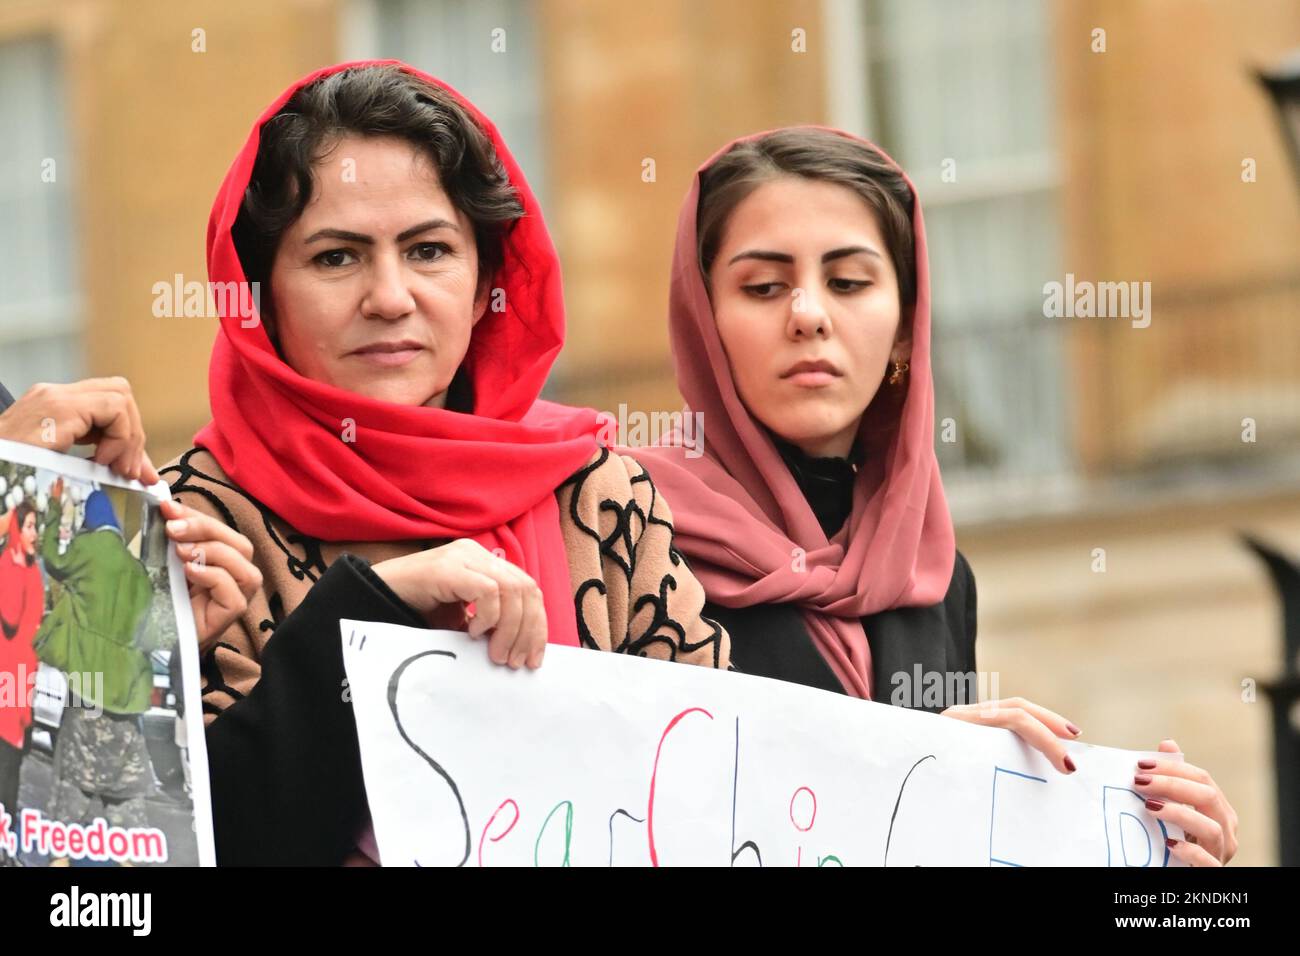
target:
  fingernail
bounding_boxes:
[1138,759,1157,770]
[1165,837,1178,848]
[166,519,187,534]
[1134,774,1153,786]
[1063,755,1076,773]
[1066,723,1081,736]
[1145,799,1165,812]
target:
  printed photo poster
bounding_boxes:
[0,438,215,867]
[343,620,1187,867]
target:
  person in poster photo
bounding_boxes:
[32,486,154,860]
[0,499,43,865]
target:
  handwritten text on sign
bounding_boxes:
[341,620,1182,867]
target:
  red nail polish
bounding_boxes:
[1135,774,1152,786]
[1066,723,1081,736]
[1138,759,1157,770]
[1064,755,1076,773]
[1145,799,1164,811]
[1166,837,1178,848]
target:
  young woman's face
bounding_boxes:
[708,176,908,459]
[20,512,37,554]
[268,134,488,407]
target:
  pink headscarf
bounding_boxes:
[627,126,955,700]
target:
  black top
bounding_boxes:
[201,553,427,865]
[0,380,13,413]
[706,439,977,714]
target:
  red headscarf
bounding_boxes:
[0,507,42,748]
[194,61,602,647]
[628,127,956,699]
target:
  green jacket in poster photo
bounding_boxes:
[33,489,154,715]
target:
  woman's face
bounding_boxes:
[20,512,37,554]
[267,134,489,407]
[708,175,909,459]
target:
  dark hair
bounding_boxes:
[12,501,36,552]
[696,129,916,307]
[232,65,525,307]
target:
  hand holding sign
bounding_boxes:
[940,698,1083,775]
[1134,738,1237,865]
[161,498,263,646]
[373,539,548,669]
[0,379,158,482]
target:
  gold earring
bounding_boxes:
[888,359,909,385]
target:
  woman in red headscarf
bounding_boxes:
[161,61,728,866]
[0,500,43,844]
[628,128,1239,866]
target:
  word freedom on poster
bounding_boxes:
[342,620,1184,867]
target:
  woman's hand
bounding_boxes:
[0,379,158,483]
[162,499,262,644]
[939,697,1082,775]
[371,539,547,670]
[1134,738,1238,866]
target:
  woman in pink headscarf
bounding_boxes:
[628,127,1239,866]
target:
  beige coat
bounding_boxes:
[162,445,731,720]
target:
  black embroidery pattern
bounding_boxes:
[164,449,333,707]
[258,592,285,637]
[162,447,330,587]
[599,497,643,583]
[573,578,608,652]
[628,573,725,668]
[559,450,725,669]
[631,468,683,567]
[199,642,247,714]
[563,448,638,584]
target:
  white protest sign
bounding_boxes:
[342,619,1184,867]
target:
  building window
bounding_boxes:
[342,0,546,203]
[829,0,1068,493]
[0,34,81,395]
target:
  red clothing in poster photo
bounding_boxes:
[0,507,44,749]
